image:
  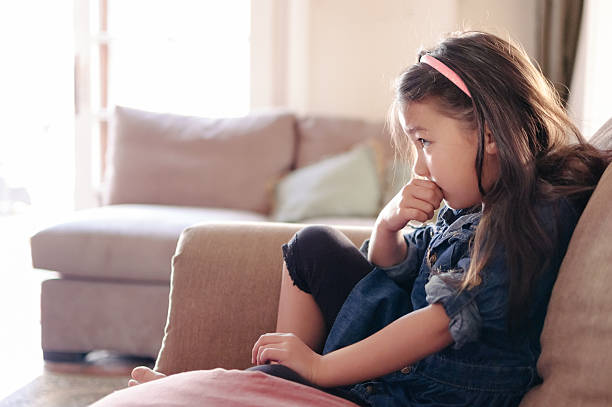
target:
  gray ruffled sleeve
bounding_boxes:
[425,271,482,349]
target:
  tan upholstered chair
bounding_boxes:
[152,121,612,406]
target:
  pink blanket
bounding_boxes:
[91,368,360,407]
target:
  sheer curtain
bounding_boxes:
[567,0,612,139]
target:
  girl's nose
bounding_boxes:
[412,152,430,179]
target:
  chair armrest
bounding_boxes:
[154,221,372,375]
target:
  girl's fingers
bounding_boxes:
[410,178,442,193]
[397,207,431,224]
[251,333,286,364]
[402,181,443,206]
[257,345,287,365]
[411,185,443,205]
[251,333,270,363]
[400,197,436,219]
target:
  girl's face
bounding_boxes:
[398,99,499,210]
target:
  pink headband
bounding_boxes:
[420,54,472,98]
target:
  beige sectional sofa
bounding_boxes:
[30,106,404,361]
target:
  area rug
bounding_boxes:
[0,371,129,407]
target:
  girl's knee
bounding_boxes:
[283,225,364,295]
[282,225,345,290]
[293,225,346,255]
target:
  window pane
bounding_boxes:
[0,0,74,213]
[107,0,250,117]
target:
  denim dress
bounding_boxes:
[322,198,580,407]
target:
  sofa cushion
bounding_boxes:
[382,159,412,205]
[271,141,382,222]
[519,162,612,406]
[103,106,296,214]
[30,204,267,282]
[90,369,359,407]
[295,115,412,211]
[295,115,391,168]
[41,279,169,358]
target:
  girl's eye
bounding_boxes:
[417,138,431,148]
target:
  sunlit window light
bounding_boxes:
[105,0,251,117]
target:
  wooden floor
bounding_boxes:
[0,370,130,407]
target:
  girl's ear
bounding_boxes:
[484,124,498,155]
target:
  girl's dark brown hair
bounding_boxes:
[388,31,611,331]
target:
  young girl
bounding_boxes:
[131,31,611,406]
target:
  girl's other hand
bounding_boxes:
[252,333,322,385]
[376,178,443,233]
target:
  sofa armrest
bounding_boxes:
[154,221,372,375]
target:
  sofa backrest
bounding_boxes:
[103,107,402,217]
[590,116,612,150]
[294,115,393,168]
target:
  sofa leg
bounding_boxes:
[43,351,89,363]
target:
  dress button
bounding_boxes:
[429,252,437,264]
[400,366,412,374]
[365,384,375,394]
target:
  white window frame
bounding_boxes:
[74,0,261,209]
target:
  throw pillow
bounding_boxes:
[90,369,359,407]
[271,141,382,222]
[381,159,412,206]
[103,106,296,214]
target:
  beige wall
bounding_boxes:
[251,0,538,122]
[458,0,537,56]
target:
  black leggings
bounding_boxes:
[247,364,370,406]
[247,225,374,406]
[281,224,374,330]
